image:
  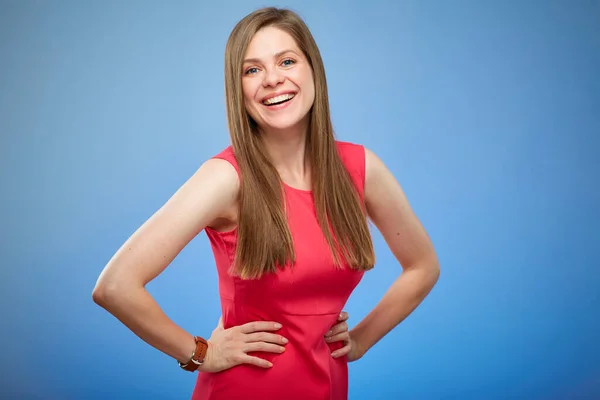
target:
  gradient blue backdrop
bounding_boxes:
[1,1,599,399]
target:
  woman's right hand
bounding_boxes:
[199,317,288,373]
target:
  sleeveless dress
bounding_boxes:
[191,141,367,400]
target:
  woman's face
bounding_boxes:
[241,26,315,134]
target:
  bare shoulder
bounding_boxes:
[363,147,436,268]
[364,147,397,204]
[364,147,385,184]
[185,157,240,212]
[163,156,240,229]
[94,157,239,289]
[151,155,241,240]
[196,157,240,230]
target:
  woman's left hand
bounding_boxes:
[325,311,363,362]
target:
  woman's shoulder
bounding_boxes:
[335,139,364,153]
[211,145,239,172]
[192,146,240,199]
[335,140,369,167]
[334,140,367,195]
[335,139,366,168]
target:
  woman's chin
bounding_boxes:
[257,115,310,136]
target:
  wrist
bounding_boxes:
[176,334,198,364]
[349,328,368,359]
[195,341,213,372]
[178,336,209,372]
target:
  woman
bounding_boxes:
[92,7,439,400]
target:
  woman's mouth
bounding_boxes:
[261,93,296,109]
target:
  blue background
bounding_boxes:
[1,0,599,398]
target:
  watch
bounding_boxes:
[179,336,208,372]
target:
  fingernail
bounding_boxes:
[274,323,282,329]
[326,330,332,336]
[282,337,288,344]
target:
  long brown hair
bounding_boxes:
[224,7,375,279]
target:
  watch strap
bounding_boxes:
[179,336,208,372]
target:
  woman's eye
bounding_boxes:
[282,59,295,66]
[244,67,259,75]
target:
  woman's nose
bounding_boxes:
[262,67,284,87]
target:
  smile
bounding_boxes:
[262,93,295,106]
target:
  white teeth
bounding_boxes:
[263,93,295,105]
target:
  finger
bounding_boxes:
[244,342,286,354]
[338,311,349,322]
[245,332,288,345]
[325,321,348,337]
[325,331,349,343]
[218,316,224,329]
[240,321,282,334]
[240,354,273,368]
[332,343,352,358]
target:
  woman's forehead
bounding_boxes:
[244,27,300,61]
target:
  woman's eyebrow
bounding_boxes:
[243,49,298,64]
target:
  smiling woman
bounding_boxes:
[92,6,440,400]
[241,29,315,132]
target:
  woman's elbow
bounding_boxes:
[92,280,112,308]
[92,274,128,309]
[429,256,441,285]
[414,253,440,286]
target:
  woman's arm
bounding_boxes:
[350,148,440,359]
[92,158,239,364]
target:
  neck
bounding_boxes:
[259,119,310,186]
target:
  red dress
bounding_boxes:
[192,141,367,400]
